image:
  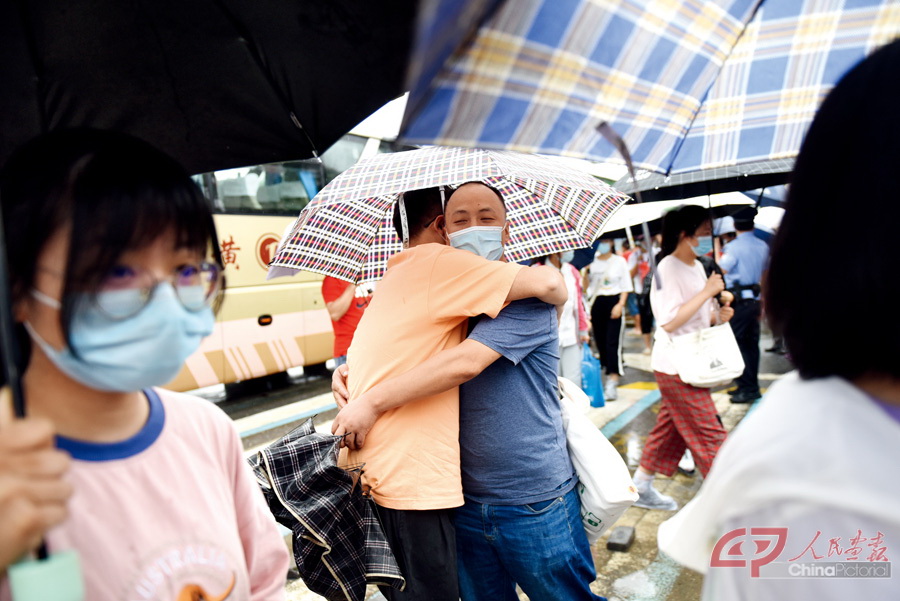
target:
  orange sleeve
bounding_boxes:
[426,247,523,321]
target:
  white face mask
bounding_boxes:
[447,226,504,261]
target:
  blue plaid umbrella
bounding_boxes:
[401,0,900,182]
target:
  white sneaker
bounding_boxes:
[604,379,618,401]
[633,485,678,511]
[678,449,696,475]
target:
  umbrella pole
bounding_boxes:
[0,198,49,560]
[596,123,659,287]
[0,200,26,417]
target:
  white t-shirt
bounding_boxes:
[627,250,645,294]
[587,254,633,300]
[649,255,715,374]
[558,263,579,347]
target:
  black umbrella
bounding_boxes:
[611,158,795,203]
[0,4,421,573]
[0,0,418,175]
[0,0,421,401]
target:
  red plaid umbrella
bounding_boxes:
[268,146,629,283]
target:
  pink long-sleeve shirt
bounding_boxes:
[2,388,289,601]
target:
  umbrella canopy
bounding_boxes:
[602,192,753,233]
[742,185,787,208]
[0,0,418,176]
[268,146,629,284]
[254,419,404,601]
[400,0,899,188]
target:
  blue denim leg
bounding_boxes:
[456,488,606,601]
[455,500,520,601]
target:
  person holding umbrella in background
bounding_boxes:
[586,234,633,400]
[632,205,733,511]
[719,207,769,404]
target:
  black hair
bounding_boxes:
[392,187,445,240]
[766,40,900,380]
[733,219,755,231]
[1,128,224,354]
[444,181,506,214]
[658,205,709,259]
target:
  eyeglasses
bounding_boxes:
[93,262,222,319]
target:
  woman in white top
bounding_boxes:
[631,205,733,511]
[659,41,900,601]
[586,236,633,400]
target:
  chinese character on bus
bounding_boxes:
[220,235,241,270]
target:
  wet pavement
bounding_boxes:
[266,324,794,601]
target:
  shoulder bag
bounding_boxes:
[557,377,638,544]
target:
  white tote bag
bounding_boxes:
[557,377,639,544]
[668,323,745,388]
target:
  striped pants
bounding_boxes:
[640,372,727,478]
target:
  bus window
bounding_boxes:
[169,131,411,393]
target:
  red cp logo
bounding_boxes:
[711,528,788,577]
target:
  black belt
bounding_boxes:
[729,283,761,302]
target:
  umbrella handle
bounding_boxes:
[0,199,26,417]
[0,198,50,561]
[596,123,660,289]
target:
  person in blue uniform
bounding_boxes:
[719,207,770,403]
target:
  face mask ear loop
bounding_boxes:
[398,194,410,249]
[31,288,62,310]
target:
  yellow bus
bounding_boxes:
[164,116,409,392]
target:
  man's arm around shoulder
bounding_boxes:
[507,264,567,306]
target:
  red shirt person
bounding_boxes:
[321,276,372,366]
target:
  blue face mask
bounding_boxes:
[692,235,714,257]
[560,250,575,264]
[25,283,214,392]
[597,242,612,255]
[448,226,504,261]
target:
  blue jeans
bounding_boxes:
[333,355,347,367]
[455,487,606,601]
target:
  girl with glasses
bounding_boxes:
[0,129,289,599]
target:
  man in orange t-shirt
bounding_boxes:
[321,276,371,366]
[332,186,566,601]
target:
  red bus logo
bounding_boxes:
[256,234,281,269]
